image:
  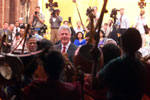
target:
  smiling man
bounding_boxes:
[55,25,77,63]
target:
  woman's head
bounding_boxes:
[102,43,121,65]
[42,50,65,80]
[121,28,142,55]
[76,32,84,39]
[99,30,105,38]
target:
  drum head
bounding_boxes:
[0,55,24,85]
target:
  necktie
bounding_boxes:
[120,15,122,28]
[62,46,66,53]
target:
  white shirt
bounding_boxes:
[74,27,84,34]
[61,41,71,53]
[13,27,20,33]
[117,14,129,29]
[135,16,147,34]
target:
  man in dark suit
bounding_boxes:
[0,22,12,53]
[55,25,77,63]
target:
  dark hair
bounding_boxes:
[121,28,142,54]
[63,20,68,24]
[76,31,84,39]
[37,39,54,51]
[35,6,40,9]
[99,30,105,38]
[104,23,108,26]
[42,50,65,80]
[15,32,21,36]
[27,37,37,42]
[3,22,9,25]
[102,43,121,65]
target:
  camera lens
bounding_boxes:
[35,11,38,15]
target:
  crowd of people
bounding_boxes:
[0,5,150,100]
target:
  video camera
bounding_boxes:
[30,24,47,35]
[46,0,58,17]
[40,24,47,33]
[86,7,94,17]
[110,8,120,19]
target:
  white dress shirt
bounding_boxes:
[74,27,84,34]
[117,15,130,29]
[135,16,147,34]
[61,41,71,53]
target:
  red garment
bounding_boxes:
[62,46,66,53]
[23,79,82,100]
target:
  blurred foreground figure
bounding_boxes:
[23,50,82,100]
[98,28,148,100]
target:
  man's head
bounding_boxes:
[42,50,65,80]
[9,24,15,31]
[15,32,21,40]
[27,37,37,52]
[120,28,142,55]
[3,22,9,30]
[19,28,25,37]
[103,23,109,30]
[92,6,98,15]
[35,6,40,14]
[63,21,69,26]
[15,21,19,27]
[76,21,81,27]
[102,43,121,65]
[120,8,124,15]
[33,30,38,35]
[37,39,54,51]
[19,17,24,24]
[58,25,71,45]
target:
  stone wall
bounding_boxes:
[0,0,39,28]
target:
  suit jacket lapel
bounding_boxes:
[67,43,72,56]
[58,44,62,51]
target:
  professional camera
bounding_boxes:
[35,11,38,15]
[46,0,58,11]
[46,0,58,17]
[40,24,47,33]
[86,7,94,16]
[110,8,120,19]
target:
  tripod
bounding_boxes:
[108,15,119,42]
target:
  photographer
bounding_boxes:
[50,9,63,43]
[30,6,45,36]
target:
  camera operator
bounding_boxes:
[86,6,100,31]
[50,9,63,43]
[30,6,45,36]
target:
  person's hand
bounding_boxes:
[84,74,93,88]
[3,42,7,46]
[7,43,11,46]
[34,14,39,19]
